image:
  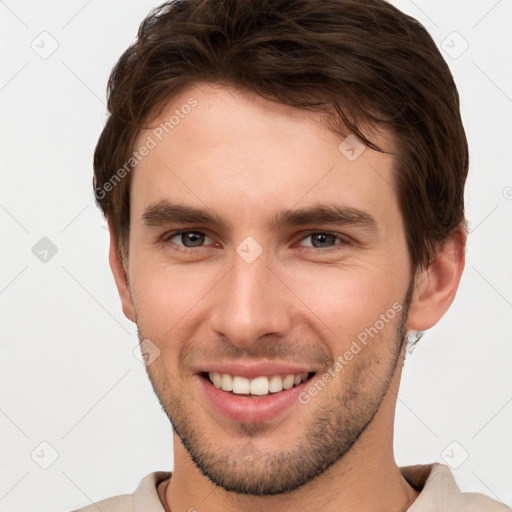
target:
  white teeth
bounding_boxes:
[211,372,221,388]
[207,371,311,396]
[232,376,250,394]
[269,375,283,393]
[282,374,295,389]
[220,373,233,391]
[250,376,269,395]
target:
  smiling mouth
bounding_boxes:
[200,371,316,398]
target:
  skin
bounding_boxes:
[109,82,466,511]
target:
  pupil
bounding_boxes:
[312,233,335,248]
[183,232,204,247]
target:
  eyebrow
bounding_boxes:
[142,200,378,232]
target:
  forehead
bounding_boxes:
[130,83,399,229]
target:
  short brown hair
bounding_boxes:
[93,0,469,272]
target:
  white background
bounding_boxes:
[1,1,511,511]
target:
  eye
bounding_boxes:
[165,230,213,248]
[298,232,351,249]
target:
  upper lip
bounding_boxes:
[194,360,317,379]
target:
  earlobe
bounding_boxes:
[108,221,136,323]
[407,224,467,331]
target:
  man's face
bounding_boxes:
[124,83,415,495]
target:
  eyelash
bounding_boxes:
[162,230,352,254]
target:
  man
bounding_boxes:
[78,0,509,510]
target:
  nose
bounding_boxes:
[208,249,293,347]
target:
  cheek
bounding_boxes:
[280,263,401,331]
[129,259,220,338]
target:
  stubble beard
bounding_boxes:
[138,281,414,496]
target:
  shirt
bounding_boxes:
[72,463,511,511]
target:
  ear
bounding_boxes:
[108,221,136,323]
[407,224,467,331]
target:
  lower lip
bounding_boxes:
[198,374,313,423]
